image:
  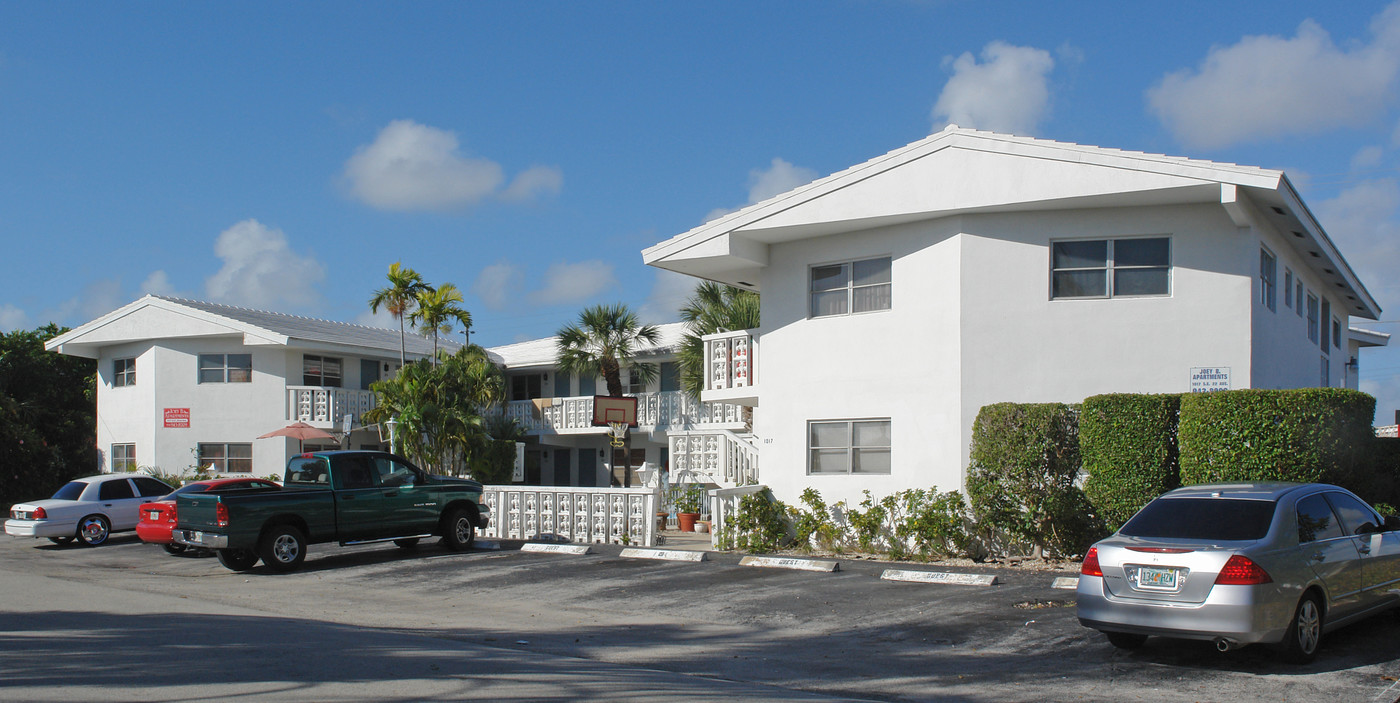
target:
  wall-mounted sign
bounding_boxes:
[1189,367,1231,393]
[163,408,190,428]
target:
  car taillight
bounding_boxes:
[166,507,178,523]
[1081,547,1103,577]
[33,507,48,520]
[1214,555,1272,585]
[216,503,229,528]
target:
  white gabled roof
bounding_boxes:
[1350,327,1391,348]
[46,295,451,359]
[487,321,689,370]
[643,125,1380,319]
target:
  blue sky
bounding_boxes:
[3,2,1400,419]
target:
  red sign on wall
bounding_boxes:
[164,408,190,428]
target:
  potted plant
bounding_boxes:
[670,482,705,532]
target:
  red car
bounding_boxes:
[137,478,280,554]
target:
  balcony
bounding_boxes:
[286,386,375,427]
[701,329,757,406]
[502,391,746,436]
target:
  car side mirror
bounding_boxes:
[1358,521,1379,535]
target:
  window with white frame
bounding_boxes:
[1284,268,1293,309]
[199,354,252,384]
[1051,237,1170,299]
[111,443,136,471]
[808,419,891,475]
[113,358,135,387]
[626,366,646,395]
[1306,293,1319,344]
[198,443,252,473]
[810,256,892,317]
[1260,248,1277,311]
[302,355,343,387]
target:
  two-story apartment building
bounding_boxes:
[45,295,434,475]
[486,322,753,489]
[643,126,1390,507]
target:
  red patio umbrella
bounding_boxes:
[257,422,338,453]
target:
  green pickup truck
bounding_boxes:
[173,450,488,573]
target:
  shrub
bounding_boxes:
[1178,389,1375,489]
[1364,437,1400,508]
[468,439,519,484]
[1081,393,1181,530]
[721,489,790,553]
[966,402,1097,558]
[792,488,840,552]
[887,488,971,560]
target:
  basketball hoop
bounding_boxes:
[607,421,628,448]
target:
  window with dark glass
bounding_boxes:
[1324,492,1381,535]
[808,419,891,475]
[810,256,892,318]
[511,374,542,401]
[1051,237,1170,299]
[113,358,135,387]
[198,443,253,473]
[199,354,252,383]
[1260,248,1277,311]
[1320,300,1331,351]
[1119,498,1276,541]
[303,355,343,387]
[1307,294,1319,344]
[1297,494,1345,543]
[98,479,134,501]
[1333,318,1341,349]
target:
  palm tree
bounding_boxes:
[409,283,473,366]
[555,303,662,397]
[369,262,434,367]
[677,281,760,397]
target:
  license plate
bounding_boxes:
[191,531,205,543]
[1138,566,1178,589]
[148,511,161,520]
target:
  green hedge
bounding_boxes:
[1363,437,1400,508]
[1081,394,1181,530]
[468,439,519,484]
[1178,389,1375,489]
[966,402,1099,557]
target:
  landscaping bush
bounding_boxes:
[717,489,791,553]
[1081,393,1181,530]
[966,402,1100,558]
[468,439,519,484]
[1178,389,1375,490]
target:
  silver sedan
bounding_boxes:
[1077,482,1400,663]
[5,474,173,546]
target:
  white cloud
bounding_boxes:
[1148,4,1400,150]
[501,166,564,202]
[354,308,399,329]
[639,269,698,325]
[472,261,525,310]
[139,270,178,297]
[343,119,562,211]
[931,41,1055,135]
[0,303,28,332]
[527,260,617,306]
[705,157,819,223]
[205,219,325,310]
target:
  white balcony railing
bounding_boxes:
[287,386,375,425]
[703,329,756,393]
[668,430,760,487]
[502,391,746,435]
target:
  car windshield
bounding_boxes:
[1119,497,1277,541]
[51,482,86,501]
[163,483,212,499]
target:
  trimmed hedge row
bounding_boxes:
[1081,394,1181,531]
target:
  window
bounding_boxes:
[626,366,646,395]
[1320,300,1331,351]
[1284,269,1293,308]
[510,374,542,401]
[1324,492,1382,535]
[659,362,681,393]
[132,477,172,497]
[111,444,136,472]
[1321,356,1330,387]
[810,256,892,317]
[1306,293,1319,344]
[98,479,134,501]
[1296,494,1344,543]
[1333,318,1342,349]
[1120,498,1276,541]
[113,358,135,387]
[302,355,343,387]
[1295,281,1304,317]
[198,443,252,473]
[1051,237,1170,299]
[199,354,252,384]
[1260,248,1277,311]
[808,419,891,475]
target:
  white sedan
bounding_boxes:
[6,474,174,546]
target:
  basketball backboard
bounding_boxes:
[591,395,638,427]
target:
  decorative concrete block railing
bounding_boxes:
[668,430,760,486]
[480,485,662,546]
[709,484,769,549]
[501,391,745,435]
[287,387,375,424]
[702,329,757,392]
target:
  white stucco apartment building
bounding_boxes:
[45,296,435,476]
[644,127,1390,507]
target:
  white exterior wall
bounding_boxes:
[1250,224,1351,390]
[96,342,157,472]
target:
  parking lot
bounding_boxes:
[2,533,1398,702]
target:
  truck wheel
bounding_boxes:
[393,538,420,549]
[76,515,110,546]
[258,525,308,573]
[216,548,259,572]
[440,508,476,551]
